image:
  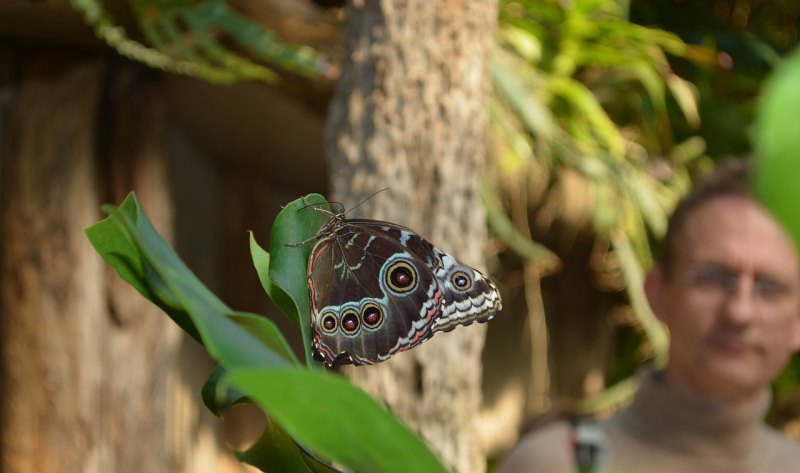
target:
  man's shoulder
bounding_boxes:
[760,425,800,460]
[494,420,575,473]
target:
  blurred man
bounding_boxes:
[497,160,800,473]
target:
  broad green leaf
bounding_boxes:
[202,364,246,416]
[266,194,329,368]
[202,318,299,414]
[85,200,152,298]
[753,47,800,250]
[86,193,289,369]
[226,368,449,473]
[230,311,299,365]
[85,195,202,342]
[237,417,340,473]
[251,233,299,332]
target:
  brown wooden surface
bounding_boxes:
[0,51,110,473]
[0,50,246,473]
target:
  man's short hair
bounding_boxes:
[659,159,753,277]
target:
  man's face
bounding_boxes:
[647,196,800,402]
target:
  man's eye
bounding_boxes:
[687,266,733,288]
[754,277,789,298]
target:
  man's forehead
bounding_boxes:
[676,196,800,274]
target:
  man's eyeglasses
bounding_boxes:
[681,264,793,302]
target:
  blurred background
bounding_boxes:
[1,0,798,472]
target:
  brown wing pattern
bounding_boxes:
[307,218,501,366]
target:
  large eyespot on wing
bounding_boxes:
[361,302,384,329]
[340,308,360,335]
[432,253,503,333]
[449,270,473,291]
[319,311,338,334]
[381,257,418,295]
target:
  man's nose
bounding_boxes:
[722,278,757,325]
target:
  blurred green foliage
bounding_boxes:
[489,0,703,411]
[71,0,333,83]
[489,0,799,416]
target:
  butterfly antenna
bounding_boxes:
[343,188,389,217]
[297,199,342,216]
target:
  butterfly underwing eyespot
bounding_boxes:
[320,312,338,333]
[383,258,418,294]
[340,309,360,335]
[306,212,502,367]
[362,303,384,329]
[450,270,473,291]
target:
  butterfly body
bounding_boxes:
[307,214,502,366]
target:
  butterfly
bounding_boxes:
[305,207,502,366]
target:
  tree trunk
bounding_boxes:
[325,1,498,472]
[0,51,229,473]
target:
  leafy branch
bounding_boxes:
[71,0,334,84]
[85,192,448,473]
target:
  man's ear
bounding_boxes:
[791,305,800,353]
[644,266,667,322]
[791,323,800,353]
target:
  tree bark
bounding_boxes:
[1,51,110,473]
[0,51,230,473]
[325,1,498,472]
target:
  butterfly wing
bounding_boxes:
[352,220,503,333]
[308,223,443,366]
[308,218,502,367]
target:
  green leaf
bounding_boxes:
[482,187,561,273]
[85,200,151,297]
[237,417,341,473]
[753,47,800,250]
[250,233,298,329]
[202,364,247,416]
[624,170,667,237]
[86,192,289,369]
[578,375,639,415]
[611,230,668,367]
[549,76,626,159]
[265,194,329,367]
[199,311,300,415]
[88,193,448,473]
[226,368,449,473]
[665,74,700,128]
[491,52,554,137]
[230,311,299,365]
[85,194,202,342]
